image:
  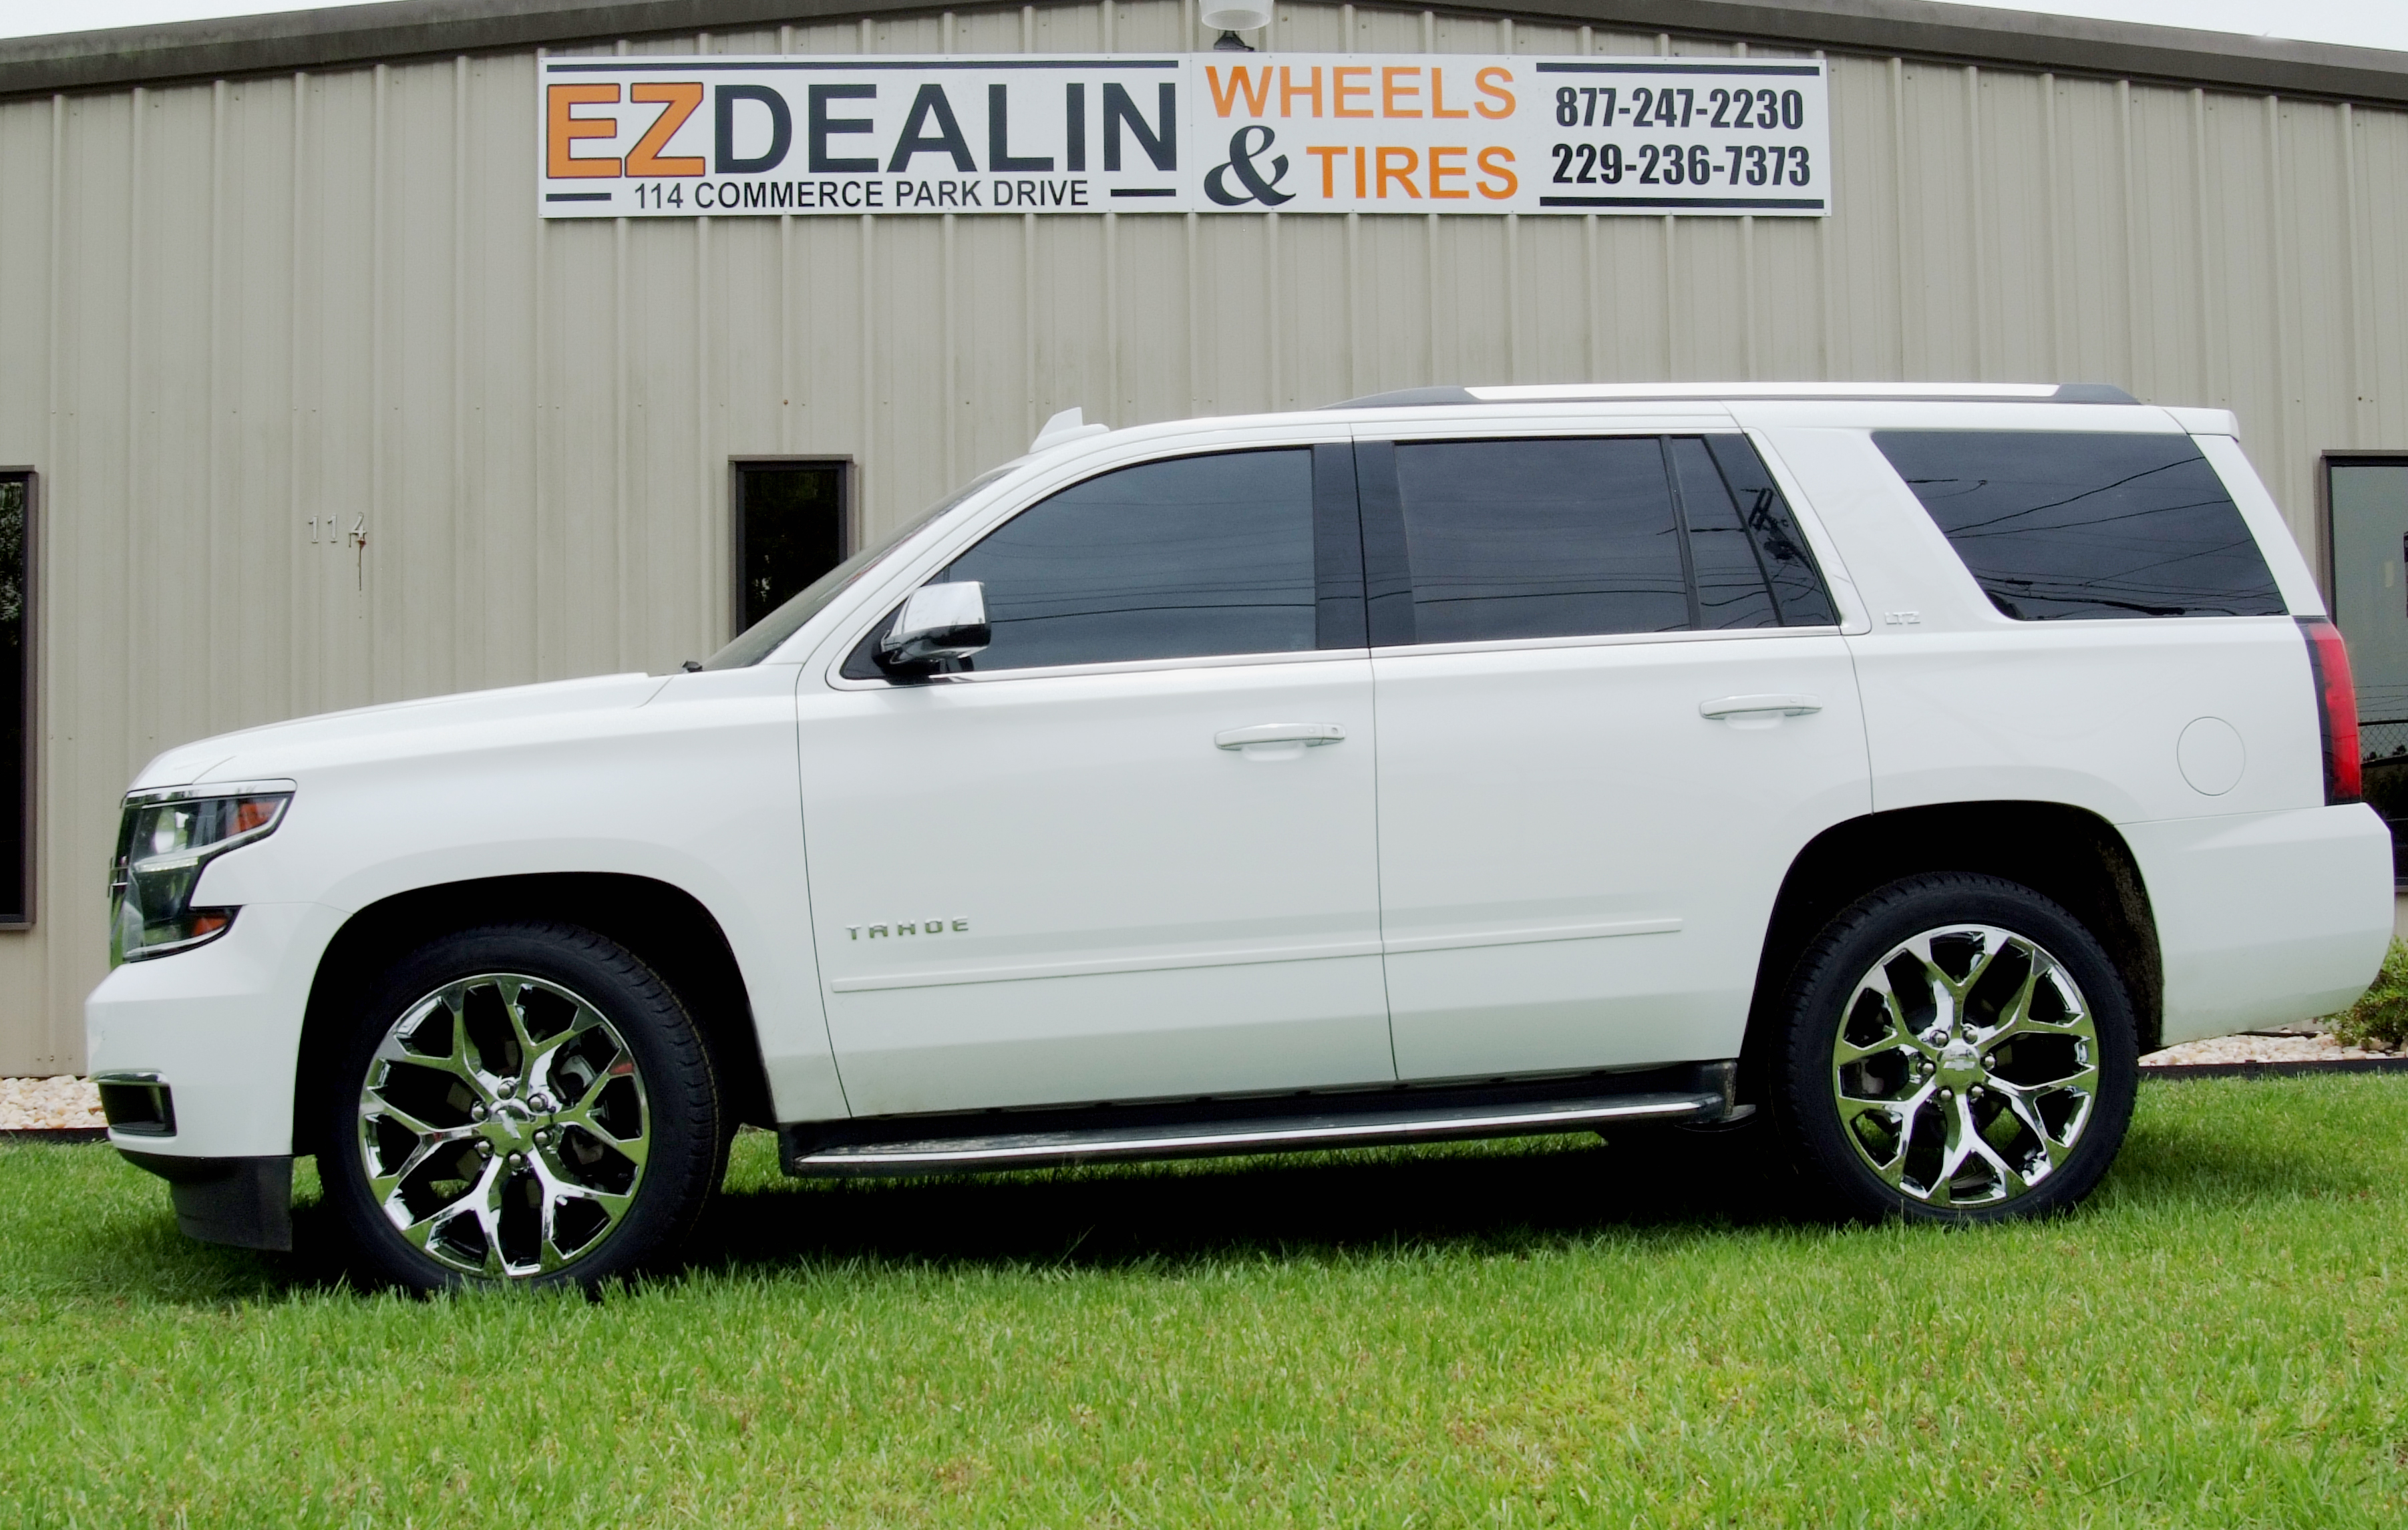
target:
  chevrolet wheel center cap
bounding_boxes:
[1938,1039,1985,1089]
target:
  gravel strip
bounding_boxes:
[0,1077,106,1132]
[2142,1032,2405,1067]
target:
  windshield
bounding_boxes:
[701,468,1013,668]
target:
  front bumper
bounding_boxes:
[118,1151,295,1252]
[85,900,342,1161]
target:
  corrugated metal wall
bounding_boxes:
[2,0,2403,1071]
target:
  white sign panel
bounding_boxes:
[540,55,1829,218]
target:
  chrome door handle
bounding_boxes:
[1699,694,1822,719]
[1216,723,1347,749]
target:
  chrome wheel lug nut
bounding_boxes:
[1985,1054,1998,1070]
[1938,1088,1953,1101]
[476,1141,493,1158]
[470,1103,487,1121]
[508,1151,525,1168]
[497,1081,514,1099]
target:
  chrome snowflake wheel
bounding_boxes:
[355,973,650,1278]
[1830,923,2100,1208]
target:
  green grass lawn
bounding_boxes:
[4,1078,2406,1527]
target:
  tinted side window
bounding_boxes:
[1702,434,1839,626]
[1670,437,1778,630]
[1872,430,2286,620]
[1392,437,1687,642]
[886,449,1320,673]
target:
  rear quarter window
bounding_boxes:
[1871,429,2286,620]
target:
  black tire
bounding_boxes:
[1773,872,2138,1223]
[318,922,727,1290]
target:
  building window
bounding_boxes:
[2326,453,2408,880]
[733,461,850,637]
[0,471,28,927]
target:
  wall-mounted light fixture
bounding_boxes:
[1202,3,1270,51]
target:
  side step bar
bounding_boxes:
[781,1062,1741,1179]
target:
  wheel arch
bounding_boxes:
[291,872,775,1157]
[1741,802,2163,1099]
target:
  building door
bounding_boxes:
[733,460,850,637]
[1359,433,1870,1081]
[0,472,27,928]
[2329,455,2408,878]
[797,445,1395,1118]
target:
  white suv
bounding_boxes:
[88,383,2393,1288]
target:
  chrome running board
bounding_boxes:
[781,1065,1737,1179]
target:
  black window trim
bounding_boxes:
[729,454,856,643]
[0,467,32,931]
[1355,427,1845,654]
[830,441,1366,688]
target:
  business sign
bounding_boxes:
[540,54,1829,218]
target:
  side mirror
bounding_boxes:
[878,580,991,671]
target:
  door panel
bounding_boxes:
[799,658,1391,1116]
[1360,429,1868,1080]
[798,443,1386,1119]
[1374,634,1869,1079]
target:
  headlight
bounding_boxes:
[109,785,293,964]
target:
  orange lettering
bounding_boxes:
[627,82,704,176]
[1306,145,1347,198]
[1430,67,1470,119]
[1475,67,1516,120]
[1206,64,1272,118]
[1280,66,1323,118]
[1377,146,1421,199]
[1477,145,1518,198]
[1382,66,1421,118]
[1334,67,1373,118]
[1353,145,1367,198]
[547,83,621,178]
[1428,145,1469,198]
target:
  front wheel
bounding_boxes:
[1773,873,2138,1222]
[318,922,727,1290]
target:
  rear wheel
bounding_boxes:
[318,922,726,1290]
[1773,873,2137,1221]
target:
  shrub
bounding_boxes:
[2330,938,2408,1051]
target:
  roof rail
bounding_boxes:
[1326,381,2139,409]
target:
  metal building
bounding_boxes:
[3,0,2407,1073]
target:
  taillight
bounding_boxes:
[2299,616,2363,805]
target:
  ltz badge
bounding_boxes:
[539,54,1830,218]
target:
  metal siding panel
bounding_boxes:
[1751,216,1824,380]
[2052,75,2131,392]
[1821,52,1900,380]
[2282,101,2357,466]
[2129,83,2206,402]
[1350,210,1436,395]
[1900,61,1975,377]
[1115,208,1192,424]
[2361,106,2407,452]
[1979,69,2053,383]
[1517,214,1588,384]
[0,95,53,1065]
[8,0,2408,1070]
